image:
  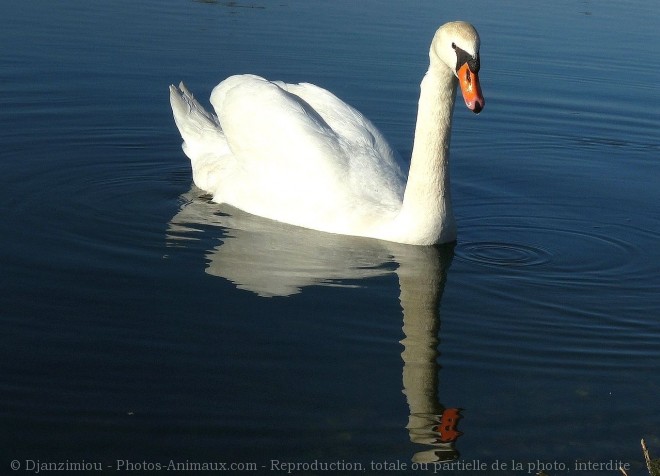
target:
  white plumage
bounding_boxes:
[170,21,484,245]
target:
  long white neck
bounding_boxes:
[390,66,458,245]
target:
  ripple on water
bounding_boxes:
[455,213,660,291]
[450,212,660,379]
[457,241,551,268]
[7,147,184,274]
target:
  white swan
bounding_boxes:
[170,21,484,245]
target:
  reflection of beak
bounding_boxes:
[457,63,484,114]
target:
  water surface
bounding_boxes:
[1,0,659,474]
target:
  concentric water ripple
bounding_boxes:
[456,213,660,290]
[6,145,184,274]
[450,212,660,379]
[457,241,551,267]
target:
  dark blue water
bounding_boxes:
[2,0,659,474]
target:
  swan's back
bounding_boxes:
[279,81,406,210]
[171,75,406,235]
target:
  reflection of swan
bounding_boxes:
[168,189,462,459]
[168,188,397,297]
[169,21,483,245]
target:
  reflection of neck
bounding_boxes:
[396,244,456,460]
[399,246,443,418]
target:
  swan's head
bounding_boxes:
[431,21,485,114]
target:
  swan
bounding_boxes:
[169,21,484,245]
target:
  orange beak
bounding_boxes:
[457,63,485,114]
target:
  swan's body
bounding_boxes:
[170,21,484,245]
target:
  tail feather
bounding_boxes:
[169,82,227,158]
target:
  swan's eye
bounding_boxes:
[453,44,480,74]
